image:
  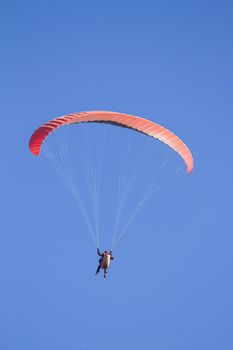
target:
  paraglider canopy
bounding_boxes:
[29,111,194,174]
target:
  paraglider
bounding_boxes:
[96,248,114,278]
[29,110,194,278]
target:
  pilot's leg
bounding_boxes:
[95,265,101,276]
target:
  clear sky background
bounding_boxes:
[1,0,233,349]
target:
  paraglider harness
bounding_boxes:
[96,248,114,277]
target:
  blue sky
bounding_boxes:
[1,0,233,349]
